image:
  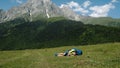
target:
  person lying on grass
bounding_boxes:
[55,48,82,56]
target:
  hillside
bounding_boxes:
[81,17,120,27]
[0,43,120,68]
[0,17,120,50]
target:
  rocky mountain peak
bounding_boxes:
[60,5,82,21]
[0,0,82,23]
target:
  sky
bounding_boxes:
[0,0,120,18]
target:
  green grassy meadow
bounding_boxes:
[0,43,120,68]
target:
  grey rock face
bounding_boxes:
[0,9,7,23]
[60,5,82,21]
[0,0,82,23]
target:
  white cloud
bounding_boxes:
[59,0,117,17]
[73,8,89,15]
[16,0,23,4]
[67,1,80,8]
[59,1,89,15]
[89,0,118,17]
[89,3,115,17]
[68,1,89,14]
[10,0,23,4]
[59,4,67,8]
[82,0,91,8]
[111,0,118,3]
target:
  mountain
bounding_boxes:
[60,5,83,21]
[0,17,120,50]
[0,0,120,28]
[0,0,82,23]
[0,0,120,50]
[0,9,6,22]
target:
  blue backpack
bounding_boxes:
[76,49,83,55]
[64,48,83,56]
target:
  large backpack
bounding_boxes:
[64,48,83,56]
[73,48,83,55]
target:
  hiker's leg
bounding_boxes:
[57,53,65,56]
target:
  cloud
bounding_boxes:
[59,0,117,17]
[82,0,91,8]
[68,1,89,14]
[89,0,118,17]
[16,0,23,4]
[67,1,80,8]
[111,0,118,3]
[59,4,67,8]
[59,1,89,15]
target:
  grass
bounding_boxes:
[0,43,120,68]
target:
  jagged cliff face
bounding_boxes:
[0,9,7,22]
[60,5,82,21]
[0,0,81,23]
[24,0,63,18]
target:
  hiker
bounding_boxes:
[55,48,83,56]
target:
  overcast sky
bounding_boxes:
[0,0,120,18]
